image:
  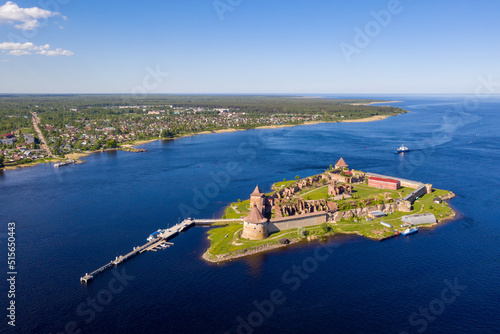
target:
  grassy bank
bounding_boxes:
[203,222,339,262]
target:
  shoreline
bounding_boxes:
[1,110,404,171]
[0,147,145,170]
[202,239,300,263]
[342,115,391,123]
[202,208,460,264]
[350,101,403,106]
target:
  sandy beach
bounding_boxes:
[350,101,402,106]
[65,152,91,160]
[342,115,392,123]
[255,124,296,129]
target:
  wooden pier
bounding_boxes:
[80,218,242,283]
[192,218,242,225]
[54,159,76,168]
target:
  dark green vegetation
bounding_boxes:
[0,94,405,130]
[0,94,401,112]
[0,108,31,134]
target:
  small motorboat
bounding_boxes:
[401,227,419,236]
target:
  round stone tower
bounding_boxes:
[241,205,269,240]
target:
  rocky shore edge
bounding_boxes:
[202,238,301,263]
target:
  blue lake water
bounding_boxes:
[1,95,499,333]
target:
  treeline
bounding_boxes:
[141,95,399,117]
[39,109,127,128]
[0,94,405,114]
[0,109,31,133]
[0,95,407,132]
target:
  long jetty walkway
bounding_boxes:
[80,218,242,283]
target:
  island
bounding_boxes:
[203,158,456,263]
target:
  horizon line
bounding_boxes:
[1,93,499,96]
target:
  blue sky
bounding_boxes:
[0,0,499,94]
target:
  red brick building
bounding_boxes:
[368,176,400,190]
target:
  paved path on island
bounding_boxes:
[30,111,52,157]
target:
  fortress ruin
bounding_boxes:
[241,158,433,240]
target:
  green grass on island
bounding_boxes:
[297,184,414,201]
[205,174,456,260]
[205,222,337,258]
[222,199,252,219]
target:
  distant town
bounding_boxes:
[0,95,406,169]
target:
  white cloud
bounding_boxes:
[8,49,29,55]
[0,42,73,56]
[0,59,8,62]
[0,1,61,30]
[0,42,47,50]
[36,48,73,56]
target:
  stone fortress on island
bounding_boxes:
[241,158,435,240]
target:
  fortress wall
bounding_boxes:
[402,185,428,204]
[400,181,424,189]
[269,212,328,233]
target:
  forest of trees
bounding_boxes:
[0,109,31,133]
[0,94,405,120]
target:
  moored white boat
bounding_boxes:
[401,226,419,236]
